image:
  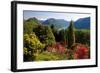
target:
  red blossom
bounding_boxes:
[73,44,89,59]
[47,43,67,54]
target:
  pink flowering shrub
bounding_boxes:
[72,44,89,59]
[47,43,67,54]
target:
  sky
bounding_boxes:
[23,11,91,21]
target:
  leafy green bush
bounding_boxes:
[24,33,45,61]
[35,51,67,61]
[24,33,45,50]
[24,47,35,61]
[33,25,56,46]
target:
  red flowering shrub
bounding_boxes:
[72,44,89,59]
[47,43,67,54]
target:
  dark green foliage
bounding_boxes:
[59,29,66,44]
[67,21,75,48]
[50,24,67,43]
[51,24,54,29]
[33,25,47,42]
[33,25,56,46]
[75,29,90,46]
[50,24,59,42]
[65,29,90,46]
[24,47,35,61]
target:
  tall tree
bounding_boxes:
[59,29,66,45]
[67,20,75,48]
[51,24,54,29]
[33,25,56,46]
[44,26,56,46]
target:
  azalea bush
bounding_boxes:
[46,43,67,54]
[71,44,89,59]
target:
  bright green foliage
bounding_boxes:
[24,21,37,34]
[24,17,41,34]
[67,21,75,48]
[35,52,67,61]
[24,33,45,50]
[24,33,45,61]
[44,26,56,46]
[35,52,59,61]
[24,47,29,55]
[26,17,41,24]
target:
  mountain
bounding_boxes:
[74,17,90,29]
[24,17,90,33]
[42,18,70,30]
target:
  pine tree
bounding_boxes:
[59,29,66,45]
[67,20,75,48]
[44,26,56,46]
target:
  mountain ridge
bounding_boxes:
[74,17,90,29]
[24,17,90,30]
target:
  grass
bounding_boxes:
[75,29,90,33]
[35,51,68,61]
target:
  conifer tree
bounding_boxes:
[67,20,75,48]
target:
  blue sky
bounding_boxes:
[23,11,90,21]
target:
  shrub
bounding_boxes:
[24,33,45,50]
[24,47,35,61]
[35,51,67,61]
[35,52,59,61]
[71,44,89,59]
[24,33,45,61]
[33,25,56,46]
[47,43,67,54]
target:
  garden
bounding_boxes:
[23,17,90,62]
